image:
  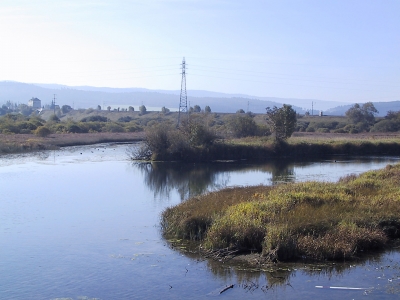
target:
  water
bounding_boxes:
[1,143,400,299]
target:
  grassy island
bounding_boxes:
[161,163,400,262]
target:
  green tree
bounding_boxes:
[97,105,101,110]
[107,106,111,111]
[236,109,245,114]
[128,106,135,112]
[61,105,73,114]
[18,104,33,116]
[266,104,297,141]
[161,106,170,114]
[139,105,147,115]
[204,105,211,113]
[345,102,378,128]
[193,105,201,112]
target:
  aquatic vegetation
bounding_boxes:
[161,163,400,261]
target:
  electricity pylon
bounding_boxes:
[177,57,187,127]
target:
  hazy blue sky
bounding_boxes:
[0,0,398,102]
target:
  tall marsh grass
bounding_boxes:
[161,163,400,261]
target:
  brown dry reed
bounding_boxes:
[161,163,400,261]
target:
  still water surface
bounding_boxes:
[1,143,400,299]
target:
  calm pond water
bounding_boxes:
[1,143,400,300]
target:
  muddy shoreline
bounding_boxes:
[0,132,145,155]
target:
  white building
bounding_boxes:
[28,97,41,109]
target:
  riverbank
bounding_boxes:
[0,132,145,154]
[147,132,400,162]
[161,163,400,263]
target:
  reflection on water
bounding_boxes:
[1,144,400,299]
[136,160,302,201]
[135,155,400,201]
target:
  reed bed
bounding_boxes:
[161,163,400,261]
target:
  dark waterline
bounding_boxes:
[1,144,400,299]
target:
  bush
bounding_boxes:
[48,114,60,123]
[81,115,108,122]
[104,123,125,133]
[66,124,83,133]
[306,127,315,132]
[117,116,133,122]
[125,124,142,132]
[333,128,347,133]
[228,114,258,138]
[17,121,37,131]
[19,129,32,134]
[371,120,399,132]
[79,122,102,132]
[349,128,359,134]
[34,126,51,137]
[50,123,67,133]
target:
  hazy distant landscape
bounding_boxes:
[1,81,399,116]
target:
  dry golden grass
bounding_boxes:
[161,163,400,261]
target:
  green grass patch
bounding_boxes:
[161,163,400,261]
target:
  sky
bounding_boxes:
[0,0,399,103]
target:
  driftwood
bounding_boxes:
[219,284,234,294]
[201,247,239,261]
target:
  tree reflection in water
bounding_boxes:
[133,161,303,201]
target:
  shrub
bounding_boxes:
[117,116,133,122]
[180,119,216,147]
[371,120,399,132]
[333,128,347,133]
[66,124,83,133]
[104,123,125,133]
[125,124,142,132]
[349,128,359,134]
[48,114,60,123]
[19,129,32,134]
[161,106,170,114]
[81,115,108,122]
[228,114,258,137]
[79,121,102,132]
[34,126,51,137]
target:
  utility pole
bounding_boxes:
[53,94,56,115]
[177,57,188,127]
[312,101,314,116]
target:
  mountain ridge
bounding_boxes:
[0,81,398,116]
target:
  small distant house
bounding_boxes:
[28,97,41,109]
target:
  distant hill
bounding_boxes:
[325,101,400,117]
[0,81,398,116]
[33,85,349,112]
[0,81,306,113]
